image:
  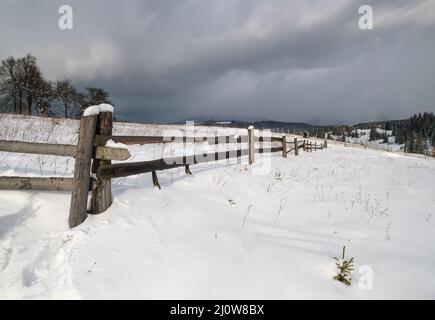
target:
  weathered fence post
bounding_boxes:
[294,137,299,156]
[324,133,328,149]
[303,140,306,152]
[248,126,255,165]
[310,142,312,152]
[315,142,317,151]
[282,135,287,158]
[69,114,98,228]
[91,111,113,214]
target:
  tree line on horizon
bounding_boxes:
[0,54,111,118]
[326,112,435,156]
[392,112,435,155]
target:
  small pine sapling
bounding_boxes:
[333,246,354,286]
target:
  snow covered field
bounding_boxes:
[1,114,435,299]
[349,128,402,152]
[330,128,403,153]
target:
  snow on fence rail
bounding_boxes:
[0,108,327,228]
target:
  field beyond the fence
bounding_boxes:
[1,113,435,299]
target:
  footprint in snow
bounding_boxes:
[227,199,236,207]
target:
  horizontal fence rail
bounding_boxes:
[0,140,131,161]
[0,176,96,191]
[97,149,249,179]
[0,140,77,157]
[97,146,286,179]
[95,135,248,146]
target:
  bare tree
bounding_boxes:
[0,54,43,115]
[1,54,113,118]
[83,87,111,107]
[55,80,79,118]
[0,57,19,113]
[21,55,41,115]
[31,79,58,116]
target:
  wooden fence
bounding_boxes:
[0,112,327,228]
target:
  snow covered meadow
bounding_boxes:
[1,114,435,299]
[329,128,401,152]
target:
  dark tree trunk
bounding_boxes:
[17,91,23,114]
[26,96,32,115]
[65,99,68,118]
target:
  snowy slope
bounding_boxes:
[348,129,402,152]
[329,128,403,153]
[1,114,435,299]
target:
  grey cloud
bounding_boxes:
[1,0,434,124]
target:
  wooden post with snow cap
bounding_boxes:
[68,108,99,228]
[294,137,299,156]
[248,126,255,165]
[282,135,287,158]
[91,107,114,215]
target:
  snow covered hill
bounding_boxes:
[330,128,402,152]
[1,114,435,299]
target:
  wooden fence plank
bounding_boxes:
[0,140,130,161]
[95,135,245,145]
[91,112,113,215]
[97,145,284,180]
[97,149,248,179]
[0,140,76,157]
[96,146,130,160]
[94,146,130,161]
[255,136,279,142]
[255,147,282,154]
[0,176,95,191]
[68,114,98,228]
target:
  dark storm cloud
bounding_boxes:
[1,0,434,124]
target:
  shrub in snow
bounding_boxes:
[333,246,354,286]
[274,171,283,181]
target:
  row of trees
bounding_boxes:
[0,54,111,118]
[369,127,389,143]
[392,112,435,155]
[289,113,435,157]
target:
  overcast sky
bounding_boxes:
[1,0,434,124]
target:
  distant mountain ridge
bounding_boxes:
[171,116,323,131]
